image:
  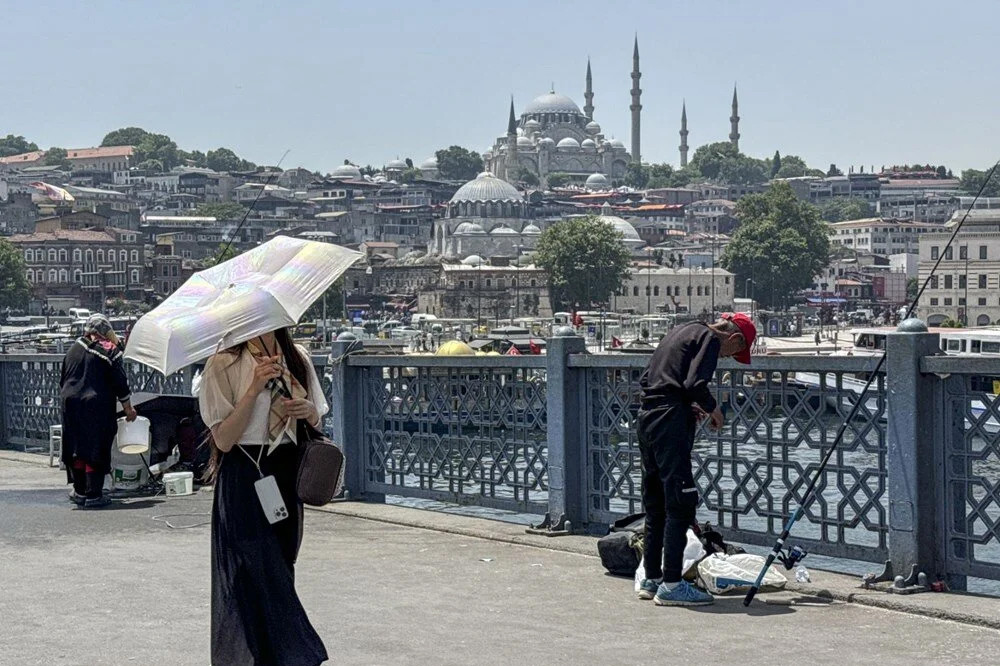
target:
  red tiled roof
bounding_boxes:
[8,230,118,243]
[0,150,45,164]
[66,146,134,160]
[633,204,685,212]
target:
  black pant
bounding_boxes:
[638,403,698,583]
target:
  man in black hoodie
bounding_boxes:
[636,313,756,606]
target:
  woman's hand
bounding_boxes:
[249,355,283,396]
[282,398,318,425]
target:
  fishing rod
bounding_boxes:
[743,160,1000,606]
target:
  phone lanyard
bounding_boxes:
[238,442,266,478]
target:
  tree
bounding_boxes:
[546,172,571,188]
[516,167,539,187]
[720,181,829,309]
[907,277,918,300]
[773,154,819,179]
[818,197,874,223]
[182,150,208,167]
[624,163,649,189]
[936,165,948,178]
[194,202,249,220]
[0,134,39,158]
[646,163,675,189]
[101,127,151,147]
[435,146,483,181]
[688,142,741,180]
[534,214,632,310]
[771,151,782,178]
[404,158,413,169]
[718,157,769,185]
[204,243,239,267]
[43,147,70,168]
[0,238,30,310]
[400,168,421,183]
[960,168,1000,197]
[206,147,255,172]
[827,164,843,177]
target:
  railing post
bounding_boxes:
[545,328,587,532]
[328,337,381,502]
[886,318,943,581]
[0,360,7,447]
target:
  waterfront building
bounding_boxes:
[615,266,734,315]
[829,217,939,255]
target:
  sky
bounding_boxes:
[2,0,998,175]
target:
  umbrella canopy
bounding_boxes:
[125,236,360,375]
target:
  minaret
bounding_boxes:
[506,96,518,183]
[679,101,689,168]
[630,35,642,164]
[583,58,594,120]
[729,84,740,151]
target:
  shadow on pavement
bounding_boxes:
[683,596,796,616]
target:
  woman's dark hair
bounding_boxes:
[202,327,309,483]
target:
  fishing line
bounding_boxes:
[743,160,1000,606]
[215,148,291,264]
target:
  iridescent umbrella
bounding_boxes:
[125,236,361,375]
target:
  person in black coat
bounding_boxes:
[60,314,137,508]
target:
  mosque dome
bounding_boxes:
[461,254,484,266]
[516,135,533,147]
[449,172,522,204]
[453,222,485,235]
[419,157,438,170]
[490,225,518,236]
[330,163,362,180]
[609,138,626,149]
[586,173,610,189]
[585,121,602,134]
[386,159,407,170]
[521,223,541,235]
[524,92,583,116]
[524,119,541,131]
[436,340,475,356]
[556,137,580,151]
[599,202,643,246]
[581,138,597,151]
[538,137,556,149]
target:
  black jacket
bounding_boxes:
[639,322,720,412]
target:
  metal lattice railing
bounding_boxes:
[931,358,1000,582]
[352,355,549,513]
[580,355,888,562]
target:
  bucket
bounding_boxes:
[112,464,147,490]
[116,416,151,455]
[164,471,194,497]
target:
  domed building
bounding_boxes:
[418,156,439,179]
[597,202,646,252]
[330,163,362,180]
[484,89,631,188]
[432,171,542,258]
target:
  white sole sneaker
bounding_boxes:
[654,596,713,607]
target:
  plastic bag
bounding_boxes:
[633,555,646,592]
[697,553,787,595]
[633,529,704,591]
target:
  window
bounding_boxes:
[74,270,82,283]
[979,298,987,306]
[485,279,491,287]
[23,250,31,262]
[73,249,81,263]
[58,269,68,283]
[687,286,692,296]
[653,286,660,296]
[530,279,537,287]
[171,266,178,277]
[944,298,952,305]
[131,269,139,284]
[959,298,966,306]
[459,280,465,289]
[85,249,93,264]
[725,277,731,285]
[983,341,1000,354]
[945,247,953,260]
[97,250,105,263]
[645,285,651,296]
[980,275,987,289]
[930,298,939,306]
[697,286,703,296]
[959,275,966,289]
[35,269,43,283]
[944,275,952,289]
[58,249,67,263]
[48,249,57,263]
[931,276,938,289]
[960,246,968,260]
[48,269,57,283]
[981,246,988,260]
[26,269,33,282]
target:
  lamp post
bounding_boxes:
[745,278,755,321]
[646,247,652,316]
[710,234,715,319]
[514,243,520,323]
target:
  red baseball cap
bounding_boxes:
[722,312,756,364]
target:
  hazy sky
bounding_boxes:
[2,0,997,175]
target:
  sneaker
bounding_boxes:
[653,580,714,607]
[68,490,85,506]
[82,496,112,509]
[637,578,660,600]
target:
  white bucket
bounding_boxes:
[112,464,147,490]
[116,416,151,455]
[164,471,194,496]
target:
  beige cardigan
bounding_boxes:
[198,344,329,450]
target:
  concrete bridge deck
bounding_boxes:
[2,452,999,666]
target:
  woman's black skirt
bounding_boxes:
[211,443,328,666]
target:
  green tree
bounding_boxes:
[181,149,207,167]
[0,238,30,310]
[43,147,70,168]
[936,165,948,178]
[720,181,830,309]
[546,172,571,188]
[773,154,816,178]
[206,147,255,172]
[960,168,1000,197]
[404,158,413,169]
[907,277,918,300]
[101,127,151,147]
[718,157,769,185]
[534,214,632,310]
[516,167,539,187]
[624,163,649,188]
[827,163,843,177]
[136,159,164,172]
[194,202,249,220]
[818,197,875,223]
[400,167,422,183]
[688,142,741,180]
[434,146,483,181]
[0,134,39,157]
[204,243,239,267]
[646,162,675,188]
[771,150,782,178]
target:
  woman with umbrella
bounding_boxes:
[199,328,329,665]
[60,314,137,508]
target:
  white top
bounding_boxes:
[198,344,329,453]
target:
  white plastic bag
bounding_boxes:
[697,553,787,595]
[634,528,704,591]
[633,555,646,592]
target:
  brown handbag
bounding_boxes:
[295,420,345,506]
